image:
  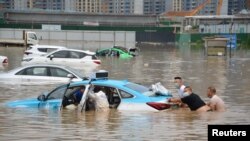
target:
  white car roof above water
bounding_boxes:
[7,64,74,72]
[46,48,96,56]
[30,44,67,49]
[0,64,85,85]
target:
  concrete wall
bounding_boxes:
[4,11,158,26]
[0,28,136,50]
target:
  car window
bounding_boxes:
[33,67,47,76]
[16,67,47,76]
[124,83,151,96]
[47,85,67,100]
[119,90,134,98]
[69,51,81,58]
[98,49,110,56]
[65,66,84,78]
[52,51,68,58]
[29,33,37,40]
[110,50,119,56]
[47,48,58,53]
[38,48,47,53]
[64,86,82,97]
[50,67,72,77]
[69,51,86,59]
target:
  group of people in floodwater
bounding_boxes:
[168,77,226,113]
[64,76,225,113]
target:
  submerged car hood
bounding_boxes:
[5,98,61,108]
[5,98,39,108]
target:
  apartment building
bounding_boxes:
[0,0,248,15]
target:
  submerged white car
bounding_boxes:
[21,49,101,71]
[23,44,67,58]
[0,64,86,85]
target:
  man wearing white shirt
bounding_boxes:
[174,76,186,98]
[88,86,110,111]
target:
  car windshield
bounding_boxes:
[124,82,155,96]
[65,66,85,78]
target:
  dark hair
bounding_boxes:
[174,76,182,80]
[93,86,101,93]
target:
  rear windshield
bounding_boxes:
[124,82,154,96]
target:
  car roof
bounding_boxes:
[97,47,127,53]
[7,64,71,73]
[50,48,96,55]
[21,64,69,68]
[30,45,67,49]
[69,79,129,88]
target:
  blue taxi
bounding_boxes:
[5,71,172,112]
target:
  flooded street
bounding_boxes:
[0,44,250,141]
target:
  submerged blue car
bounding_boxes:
[5,71,172,112]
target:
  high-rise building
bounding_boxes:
[246,0,250,9]
[228,0,246,15]
[65,0,76,12]
[134,0,143,14]
[143,0,166,15]
[165,0,173,12]
[172,0,183,11]
[105,0,134,15]
[1,0,248,15]
[0,0,13,10]
[76,0,101,13]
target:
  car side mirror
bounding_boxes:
[67,74,75,79]
[49,55,54,60]
[37,94,46,101]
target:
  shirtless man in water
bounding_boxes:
[207,86,225,112]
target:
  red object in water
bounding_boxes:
[146,102,171,111]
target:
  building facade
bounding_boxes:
[228,0,247,15]
[0,0,249,15]
[172,0,183,11]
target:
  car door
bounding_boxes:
[15,66,52,84]
[67,51,83,66]
[60,84,88,111]
[48,67,76,83]
[38,84,67,109]
[46,50,69,65]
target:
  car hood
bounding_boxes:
[5,98,39,108]
[5,98,61,108]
